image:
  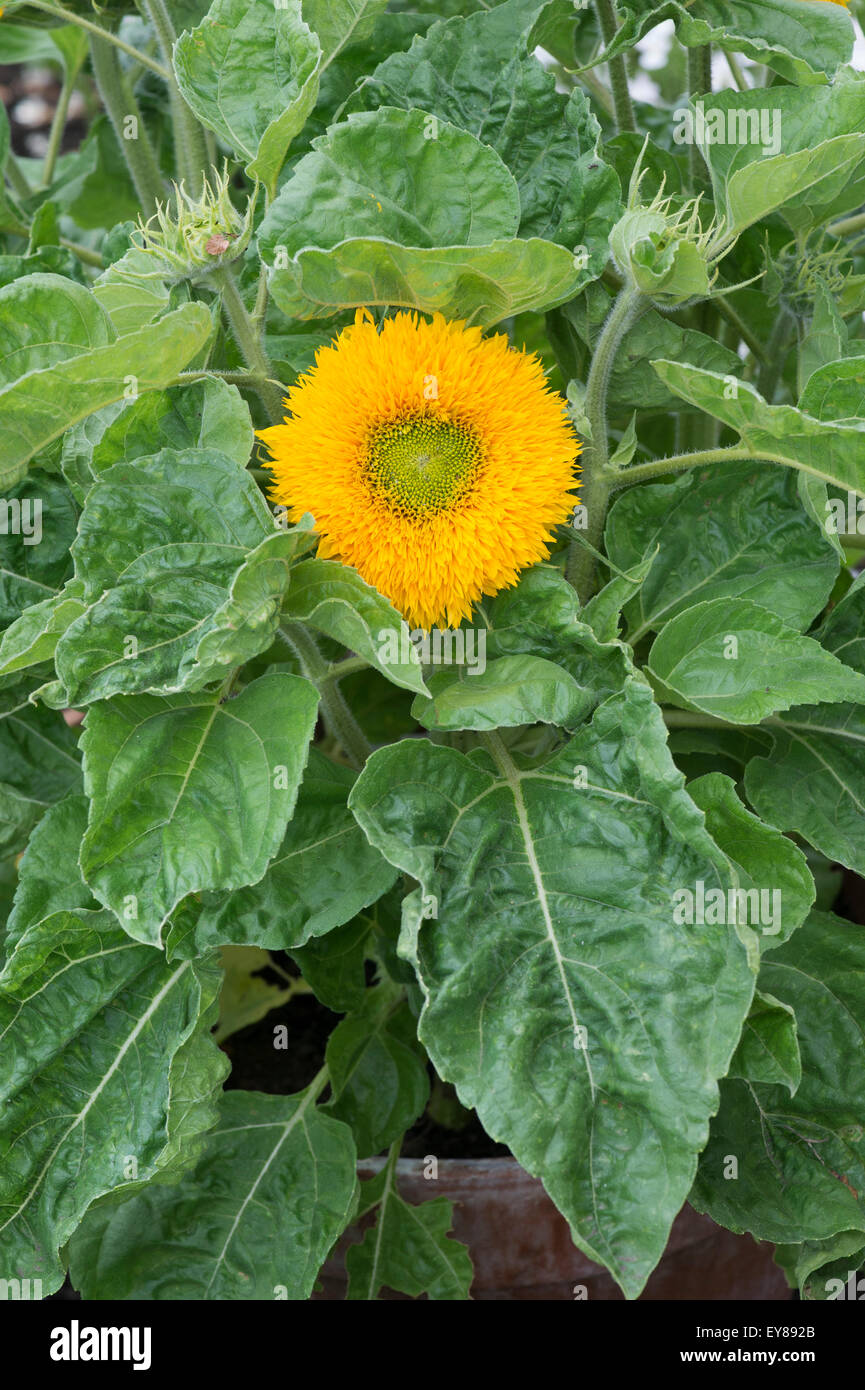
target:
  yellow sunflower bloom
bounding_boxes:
[258,310,580,629]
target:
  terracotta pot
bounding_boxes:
[316,1156,792,1301]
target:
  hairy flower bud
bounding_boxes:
[132,164,256,284]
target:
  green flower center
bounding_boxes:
[365,413,481,516]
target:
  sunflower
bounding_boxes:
[258,310,580,629]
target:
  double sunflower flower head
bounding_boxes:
[259,310,582,630]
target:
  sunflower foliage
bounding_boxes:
[1,0,865,1308]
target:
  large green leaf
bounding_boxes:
[189,748,397,952]
[2,792,96,957]
[691,911,865,1245]
[0,471,78,631]
[693,78,865,235]
[0,911,225,1295]
[605,463,839,642]
[652,360,865,499]
[60,377,254,504]
[478,564,631,709]
[346,1154,473,1300]
[67,1088,358,1300]
[687,773,813,954]
[0,273,113,383]
[281,559,427,695]
[259,107,583,324]
[411,655,593,731]
[174,0,321,197]
[79,673,319,945]
[647,597,865,724]
[0,680,81,855]
[0,299,212,490]
[744,571,865,875]
[347,0,621,255]
[728,989,801,1095]
[600,0,853,86]
[54,450,313,703]
[350,676,755,1298]
[799,356,865,425]
[325,976,429,1158]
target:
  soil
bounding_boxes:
[221,953,510,1159]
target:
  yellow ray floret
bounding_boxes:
[258,310,581,629]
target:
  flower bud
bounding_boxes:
[133,164,256,284]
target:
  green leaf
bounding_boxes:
[54,450,313,702]
[60,377,254,503]
[0,299,213,490]
[2,792,96,957]
[799,355,865,424]
[776,1231,865,1300]
[91,247,174,336]
[692,911,865,1245]
[347,0,621,255]
[653,359,865,500]
[259,108,583,324]
[647,597,865,724]
[79,673,319,945]
[349,676,755,1298]
[0,912,224,1295]
[0,586,87,683]
[303,0,388,67]
[326,977,429,1158]
[602,0,853,86]
[282,559,427,695]
[411,655,594,731]
[346,1154,473,1300]
[67,1087,358,1300]
[798,283,849,396]
[0,273,113,385]
[606,463,840,642]
[0,470,78,630]
[745,704,865,876]
[0,681,81,856]
[190,748,397,952]
[693,78,865,236]
[174,0,321,197]
[687,772,813,954]
[290,912,370,1013]
[728,989,801,1095]
[479,564,631,708]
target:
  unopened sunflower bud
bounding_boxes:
[132,163,256,283]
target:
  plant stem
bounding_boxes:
[211,268,285,425]
[40,61,81,189]
[826,208,865,239]
[89,36,165,214]
[713,294,765,362]
[25,0,171,79]
[757,308,793,402]
[686,46,711,185]
[60,237,104,267]
[725,50,749,91]
[4,154,32,199]
[566,286,644,601]
[280,623,373,770]
[140,0,210,193]
[595,0,635,133]
[612,445,752,488]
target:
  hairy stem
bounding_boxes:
[26,0,171,78]
[89,37,164,214]
[281,623,373,771]
[566,286,644,601]
[827,208,865,239]
[595,0,635,133]
[140,0,210,193]
[211,268,285,425]
[40,58,82,189]
[612,445,752,488]
[686,46,712,185]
